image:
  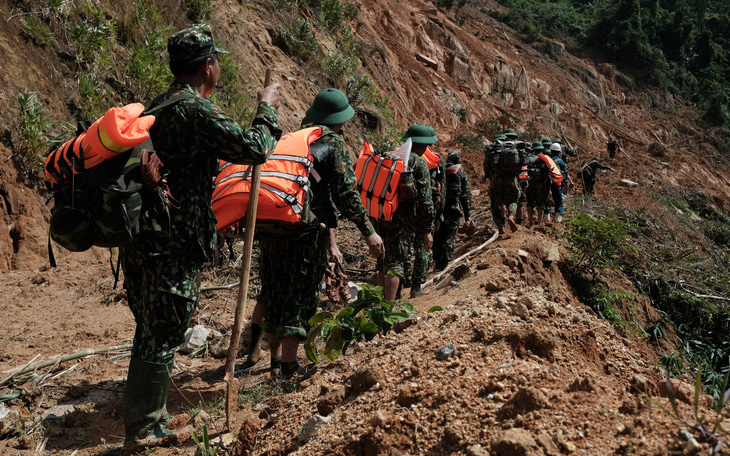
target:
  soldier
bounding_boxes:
[552,137,576,194]
[544,143,567,223]
[433,150,471,271]
[607,135,620,159]
[408,143,444,297]
[578,157,614,195]
[259,88,384,378]
[120,24,282,451]
[372,124,435,300]
[523,142,551,227]
[483,135,524,235]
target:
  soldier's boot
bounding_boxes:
[242,323,263,368]
[495,220,505,235]
[410,283,429,298]
[506,216,518,232]
[123,358,190,455]
[556,213,563,223]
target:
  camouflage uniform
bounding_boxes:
[525,153,550,208]
[373,153,434,276]
[578,158,612,195]
[607,136,619,159]
[433,161,471,270]
[122,83,280,363]
[408,153,444,286]
[259,125,374,339]
[484,151,521,223]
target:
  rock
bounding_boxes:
[484,279,505,292]
[435,275,454,290]
[491,428,544,455]
[295,415,330,443]
[507,301,529,319]
[518,249,529,259]
[0,404,20,435]
[193,410,211,426]
[471,189,481,196]
[181,325,210,354]
[497,387,550,420]
[208,329,228,359]
[451,262,474,281]
[370,409,390,427]
[317,385,345,416]
[347,281,362,300]
[548,102,564,115]
[630,374,654,395]
[467,444,490,456]
[619,179,638,188]
[658,379,713,408]
[536,432,560,455]
[349,362,383,393]
[450,54,472,82]
[541,244,560,263]
[416,53,439,70]
[234,413,264,455]
[435,343,457,360]
[518,295,534,310]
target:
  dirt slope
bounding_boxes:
[1,0,729,455]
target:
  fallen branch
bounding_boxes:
[201,275,260,292]
[0,344,132,387]
[423,231,499,288]
[679,282,730,302]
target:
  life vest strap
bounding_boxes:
[260,183,303,214]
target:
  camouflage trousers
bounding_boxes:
[409,232,431,286]
[371,217,412,276]
[259,230,329,339]
[433,217,460,270]
[121,245,201,364]
[525,179,549,208]
[489,175,520,222]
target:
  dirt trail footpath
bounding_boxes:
[0,225,719,456]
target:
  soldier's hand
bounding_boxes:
[327,242,344,268]
[424,232,433,252]
[364,232,384,258]
[258,83,281,109]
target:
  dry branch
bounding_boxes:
[423,231,499,288]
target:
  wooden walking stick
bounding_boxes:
[224,69,272,430]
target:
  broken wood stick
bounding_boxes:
[423,231,499,288]
[0,344,132,387]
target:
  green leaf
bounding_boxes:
[337,307,355,319]
[400,302,414,313]
[387,269,406,279]
[309,311,335,325]
[361,322,379,334]
[304,326,322,363]
[427,305,443,313]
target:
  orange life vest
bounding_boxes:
[354,142,404,221]
[45,103,155,183]
[539,154,563,186]
[422,146,440,170]
[518,164,529,181]
[211,127,322,231]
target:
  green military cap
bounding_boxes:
[305,88,355,125]
[168,24,229,64]
[495,134,507,141]
[553,138,562,143]
[541,137,552,146]
[447,150,461,164]
[402,124,438,144]
[532,141,544,150]
[502,128,518,139]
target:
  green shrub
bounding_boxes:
[454,133,484,152]
[318,51,357,86]
[278,18,319,62]
[13,90,52,175]
[22,17,54,45]
[185,0,214,22]
[210,54,256,126]
[70,20,112,67]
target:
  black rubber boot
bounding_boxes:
[242,323,263,368]
[410,283,429,298]
[123,358,175,445]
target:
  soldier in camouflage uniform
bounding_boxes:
[578,157,614,195]
[372,124,435,300]
[119,24,282,451]
[483,133,522,236]
[407,138,444,297]
[433,150,471,271]
[259,88,383,378]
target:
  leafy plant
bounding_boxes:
[451,107,468,124]
[22,16,54,45]
[651,368,730,454]
[317,51,357,86]
[304,278,414,363]
[278,18,319,62]
[70,20,112,67]
[192,424,219,456]
[210,53,256,126]
[185,0,214,22]
[13,90,52,175]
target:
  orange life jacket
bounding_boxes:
[354,142,404,221]
[45,103,155,183]
[539,154,564,186]
[518,164,529,181]
[211,127,322,231]
[422,146,440,170]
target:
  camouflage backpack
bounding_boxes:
[489,140,527,175]
[525,154,548,181]
[47,93,193,259]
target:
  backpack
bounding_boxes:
[45,95,191,259]
[211,127,322,236]
[489,141,526,175]
[354,142,405,221]
[525,154,548,181]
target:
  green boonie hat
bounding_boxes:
[495,134,507,141]
[168,24,229,64]
[503,128,518,139]
[402,124,438,144]
[553,138,562,143]
[306,88,355,125]
[447,150,461,164]
[532,141,544,150]
[541,137,552,146]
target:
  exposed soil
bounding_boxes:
[1,0,730,455]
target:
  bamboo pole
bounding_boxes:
[422,231,499,288]
[224,69,272,431]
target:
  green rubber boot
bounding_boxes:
[123,358,175,445]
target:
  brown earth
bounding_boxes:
[1,0,729,455]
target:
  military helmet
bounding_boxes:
[532,141,545,150]
[495,134,507,141]
[447,150,461,164]
[305,88,355,125]
[502,128,518,139]
[401,124,438,144]
[541,137,552,147]
[553,138,562,144]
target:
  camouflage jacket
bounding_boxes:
[301,121,375,237]
[579,158,611,179]
[393,154,435,235]
[430,154,446,221]
[443,164,471,221]
[145,81,281,263]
